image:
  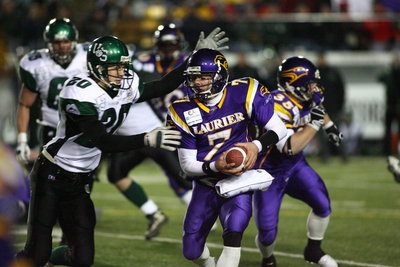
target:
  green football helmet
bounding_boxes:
[43,18,78,65]
[87,36,133,90]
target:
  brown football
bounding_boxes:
[225,147,247,169]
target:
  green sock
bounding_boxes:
[49,245,71,265]
[121,181,148,207]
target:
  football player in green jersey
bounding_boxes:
[16,28,229,266]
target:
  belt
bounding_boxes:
[40,149,95,181]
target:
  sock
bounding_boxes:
[216,246,241,267]
[140,200,158,215]
[192,245,216,267]
[255,234,275,258]
[181,190,192,206]
[307,211,329,240]
[49,245,72,265]
[121,181,148,208]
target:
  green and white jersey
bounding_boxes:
[44,72,141,173]
[19,43,88,128]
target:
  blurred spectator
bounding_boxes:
[362,2,399,51]
[378,54,400,155]
[110,5,143,45]
[19,2,47,49]
[316,52,346,161]
[230,51,260,81]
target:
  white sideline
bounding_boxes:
[12,228,396,267]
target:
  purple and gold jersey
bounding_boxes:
[133,52,189,118]
[167,77,274,173]
[256,89,312,175]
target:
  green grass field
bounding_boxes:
[14,156,400,267]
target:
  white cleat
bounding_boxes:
[318,254,339,267]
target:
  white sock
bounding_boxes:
[216,246,241,267]
[192,245,216,267]
[307,211,330,240]
[140,200,158,215]
[181,190,193,206]
[255,234,275,258]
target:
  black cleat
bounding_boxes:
[304,245,338,267]
[145,210,169,240]
[261,255,277,267]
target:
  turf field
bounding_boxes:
[13,156,400,267]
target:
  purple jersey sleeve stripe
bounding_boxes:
[245,78,258,118]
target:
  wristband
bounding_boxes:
[323,120,334,130]
[252,140,262,153]
[18,132,28,143]
[202,162,218,175]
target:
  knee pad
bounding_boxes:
[223,232,243,247]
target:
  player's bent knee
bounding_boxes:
[182,234,205,260]
[223,232,243,247]
[258,228,277,246]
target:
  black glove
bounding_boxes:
[324,122,344,147]
[307,106,325,131]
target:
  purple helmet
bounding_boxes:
[154,23,184,60]
[184,48,229,102]
[277,56,321,101]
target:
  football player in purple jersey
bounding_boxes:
[253,56,343,267]
[166,49,287,267]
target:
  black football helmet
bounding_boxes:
[184,48,229,102]
[277,56,321,102]
[154,23,184,61]
[43,18,78,65]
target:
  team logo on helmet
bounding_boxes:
[214,55,228,71]
[281,66,308,85]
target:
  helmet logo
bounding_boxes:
[281,66,308,85]
[92,43,107,62]
[54,31,69,41]
[214,55,228,71]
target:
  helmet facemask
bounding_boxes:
[185,71,227,102]
[48,40,77,66]
[91,57,133,91]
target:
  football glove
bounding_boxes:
[16,132,31,165]
[144,127,182,151]
[195,27,229,51]
[387,155,400,183]
[311,90,324,106]
[307,106,325,131]
[324,122,343,147]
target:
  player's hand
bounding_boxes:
[195,27,229,51]
[387,155,400,183]
[144,127,182,151]
[307,106,325,131]
[16,133,31,165]
[311,90,324,106]
[233,142,258,170]
[324,123,343,147]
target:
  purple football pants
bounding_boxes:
[182,182,252,260]
[254,159,332,246]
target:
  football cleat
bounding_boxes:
[261,255,277,267]
[145,210,169,240]
[304,246,338,267]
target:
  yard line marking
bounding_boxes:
[12,228,396,267]
[94,231,396,267]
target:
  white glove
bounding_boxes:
[144,127,182,151]
[195,27,229,51]
[16,132,31,165]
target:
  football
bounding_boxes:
[225,146,247,169]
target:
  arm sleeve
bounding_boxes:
[178,148,208,176]
[70,115,146,152]
[137,58,188,102]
